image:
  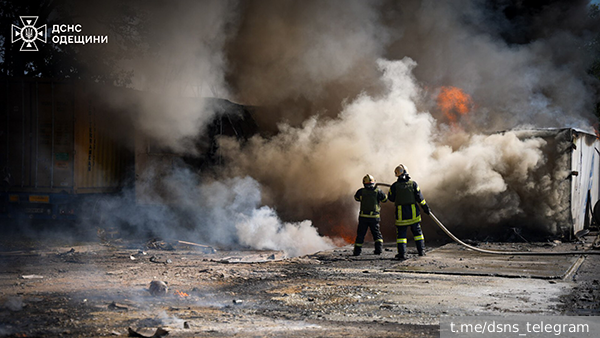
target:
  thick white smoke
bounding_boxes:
[198,176,334,256]
[221,58,432,215]
[94,170,333,257]
[235,207,335,257]
[221,57,571,239]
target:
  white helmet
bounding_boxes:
[363,174,375,185]
[394,164,408,177]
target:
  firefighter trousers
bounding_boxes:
[396,222,425,257]
[354,217,384,255]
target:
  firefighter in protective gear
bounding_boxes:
[353,174,387,256]
[387,164,431,260]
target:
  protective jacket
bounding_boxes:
[354,186,388,220]
[387,174,428,226]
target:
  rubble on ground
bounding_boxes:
[0,235,598,337]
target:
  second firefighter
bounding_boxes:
[353,174,388,256]
[387,164,431,260]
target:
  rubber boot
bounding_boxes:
[353,245,362,256]
[416,240,426,257]
[395,243,406,260]
[374,241,383,255]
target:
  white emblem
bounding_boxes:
[12,16,47,52]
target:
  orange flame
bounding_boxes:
[318,211,356,246]
[330,224,355,245]
[174,290,189,298]
[436,86,473,124]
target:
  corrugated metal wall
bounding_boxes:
[0,78,132,195]
[73,86,131,193]
[570,130,600,235]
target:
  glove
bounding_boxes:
[422,204,431,215]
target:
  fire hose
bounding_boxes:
[375,183,600,256]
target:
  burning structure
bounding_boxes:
[2,80,598,247]
[2,0,600,254]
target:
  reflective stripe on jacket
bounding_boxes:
[388,176,427,226]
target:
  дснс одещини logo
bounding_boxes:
[11,16,47,52]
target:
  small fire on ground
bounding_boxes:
[174,290,189,298]
[330,224,355,245]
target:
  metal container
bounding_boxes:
[0,78,133,220]
[510,128,599,239]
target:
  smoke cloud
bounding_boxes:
[384,0,598,131]
[225,0,390,128]
[124,0,238,153]
[74,0,239,153]
[221,57,572,239]
[216,0,600,240]
[54,0,600,250]
[92,172,333,257]
[220,58,432,220]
